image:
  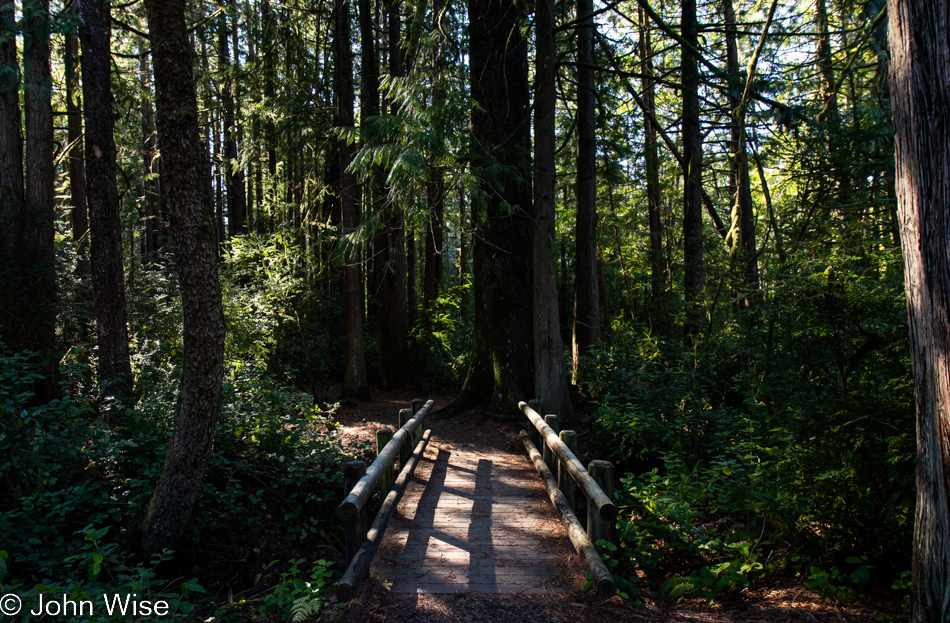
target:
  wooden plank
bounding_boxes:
[520,430,616,598]
[519,401,617,521]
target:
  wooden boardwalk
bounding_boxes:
[372,434,577,595]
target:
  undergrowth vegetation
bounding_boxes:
[0,236,378,621]
[585,249,914,610]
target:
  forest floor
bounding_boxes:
[319,389,895,623]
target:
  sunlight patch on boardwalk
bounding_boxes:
[373,438,575,595]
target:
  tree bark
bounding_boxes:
[141,0,226,555]
[639,6,669,335]
[0,1,26,354]
[16,0,57,369]
[140,40,160,256]
[681,0,704,339]
[0,1,21,257]
[220,7,244,237]
[453,0,534,415]
[78,0,134,402]
[534,0,574,424]
[458,183,469,312]
[424,2,445,314]
[816,0,837,120]
[573,0,599,376]
[335,0,370,400]
[367,0,408,389]
[230,0,246,237]
[65,12,88,277]
[423,169,444,310]
[888,1,950,620]
[723,0,758,303]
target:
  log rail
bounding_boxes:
[519,400,618,598]
[336,399,434,601]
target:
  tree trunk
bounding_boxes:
[263,0,277,184]
[888,1,950,620]
[0,1,21,256]
[459,182,469,312]
[335,0,370,400]
[681,0,704,339]
[141,0,226,555]
[220,8,244,237]
[816,0,837,120]
[370,0,408,389]
[19,0,56,369]
[65,14,88,277]
[407,228,417,327]
[359,0,408,390]
[639,6,669,335]
[573,0,599,376]
[0,1,26,354]
[423,170,444,310]
[723,0,758,302]
[0,0,21,248]
[453,0,534,415]
[230,0,246,236]
[78,0,134,402]
[534,0,575,423]
[424,4,445,314]
[213,107,224,245]
[140,40,159,257]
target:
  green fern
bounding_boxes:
[291,595,322,622]
[661,576,698,599]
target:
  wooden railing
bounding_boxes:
[336,399,434,601]
[519,400,618,598]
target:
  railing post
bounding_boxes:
[376,428,395,498]
[528,399,543,448]
[543,414,559,474]
[343,460,368,566]
[587,460,615,551]
[559,430,577,510]
[411,403,424,446]
[398,408,413,467]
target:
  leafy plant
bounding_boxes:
[257,558,335,622]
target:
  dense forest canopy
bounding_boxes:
[0,0,945,619]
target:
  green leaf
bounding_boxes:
[850,567,870,584]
